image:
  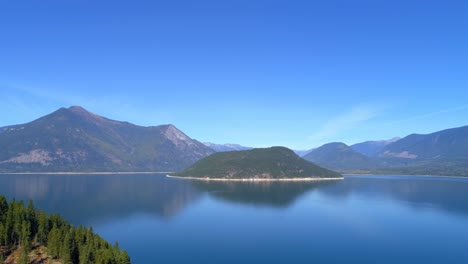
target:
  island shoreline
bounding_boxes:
[167,175,344,181]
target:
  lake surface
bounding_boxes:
[1,174,468,263]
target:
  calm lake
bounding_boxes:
[1,174,468,263]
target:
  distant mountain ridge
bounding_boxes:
[378,125,468,159]
[293,149,314,157]
[204,142,313,157]
[203,142,253,152]
[351,137,400,157]
[303,125,468,176]
[0,106,214,172]
[303,142,375,171]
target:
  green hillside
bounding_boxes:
[174,147,342,179]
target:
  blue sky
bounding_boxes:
[1,0,467,149]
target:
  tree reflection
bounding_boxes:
[192,180,339,207]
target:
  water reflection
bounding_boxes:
[2,174,468,264]
[0,174,201,225]
[192,180,339,207]
[2,174,468,228]
[320,175,468,216]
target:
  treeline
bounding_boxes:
[0,195,130,264]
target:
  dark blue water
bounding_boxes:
[1,174,468,264]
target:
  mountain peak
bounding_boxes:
[165,124,178,130]
[163,124,180,133]
[162,124,196,146]
[68,105,87,112]
[65,106,113,124]
[67,106,96,117]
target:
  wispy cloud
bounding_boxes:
[6,83,89,106]
[385,105,468,126]
[308,104,383,147]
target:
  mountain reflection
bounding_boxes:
[192,180,339,207]
[320,175,468,216]
[0,174,201,225]
[2,174,467,227]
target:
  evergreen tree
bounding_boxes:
[118,250,131,264]
[0,196,7,220]
[60,229,74,264]
[79,244,90,264]
[11,201,24,246]
[26,200,37,242]
[69,227,79,263]
[85,229,96,264]
[36,211,49,245]
[19,220,31,264]
[47,224,60,259]
[75,226,86,247]
[19,237,30,264]
[2,215,11,245]
[95,248,113,264]
[0,223,4,246]
[20,220,31,244]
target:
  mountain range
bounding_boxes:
[0,106,214,172]
[1,106,467,176]
[303,125,468,176]
[203,142,253,152]
[204,142,313,157]
[378,126,468,159]
[303,142,375,171]
[350,137,400,156]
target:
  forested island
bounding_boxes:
[0,195,130,264]
[171,147,342,180]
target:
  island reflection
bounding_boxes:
[191,180,339,207]
[1,174,467,227]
